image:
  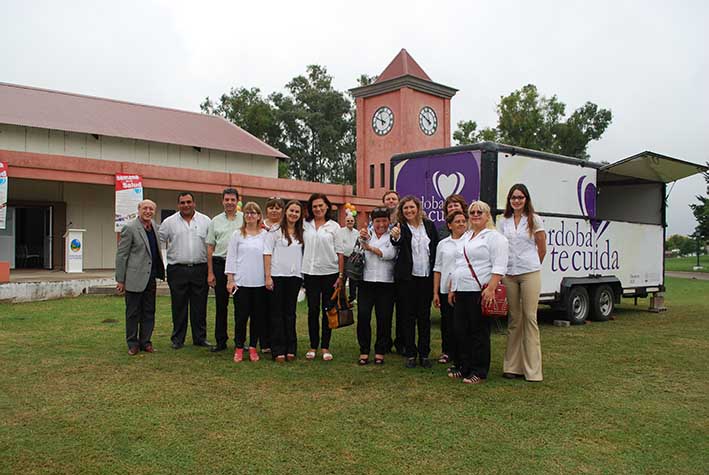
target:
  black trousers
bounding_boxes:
[454,291,491,379]
[397,276,433,359]
[303,273,338,350]
[439,292,457,361]
[234,286,266,349]
[269,276,302,357]
[346,277,358,301]
[167,263,208,345]
[390,294,404,353]
[212,257,231,347]
[125,279,156,350]
[357,281,395,355]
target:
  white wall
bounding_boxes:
[0,124,279,177]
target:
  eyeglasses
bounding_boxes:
[244,211,259,216]
[470,210,485,216]
[510,195,526,201]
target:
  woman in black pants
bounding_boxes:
[448,201,508,384]
[390,195,439,369]
[302,193,344,361]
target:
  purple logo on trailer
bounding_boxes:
[395,151,481,226]
[576,176,609,237]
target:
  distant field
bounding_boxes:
[1,277,708,474]
[665,254,709,272]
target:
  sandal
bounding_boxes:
[274,355,286,363]
[286,354,296,362]
[463,375,484,385]
[358,356,369,366]
[374,355,384,365]
[447,366,463,379]
[305,350,316,360]
[322,350,333,361]
[438,354,450,364]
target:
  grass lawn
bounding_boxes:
[1,277,708,474]
[665,254,709,272]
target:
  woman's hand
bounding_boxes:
[433,293,441,308]
[265,276,274,291]
[481,286,495,307]
[226,281,237,295]
[390,223,401,241]
[448,292,456,305]
[335,275,343,289]
[359,228,370,241]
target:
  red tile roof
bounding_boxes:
[0,82,287,159]
[375,49,432,83]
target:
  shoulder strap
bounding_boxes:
[463,234,483,289]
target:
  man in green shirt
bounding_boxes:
[206,188,244,352]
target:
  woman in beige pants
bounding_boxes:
[497,184,546,382]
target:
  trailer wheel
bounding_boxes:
[590,285,614,321]
[565,286,590,325]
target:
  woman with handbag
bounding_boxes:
[449,201,508,384]
[225,202,268,363]
[433,210,469,373]
[356,207,397,365]
[302,193,344,361]
[390,195,440,369]
[264,200,305,363]
[497,184,546,382]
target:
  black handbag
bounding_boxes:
[344,240,365,281]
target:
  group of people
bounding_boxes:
[115,184,547,384]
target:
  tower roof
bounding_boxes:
[374,49,431,83]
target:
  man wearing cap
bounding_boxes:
[206,188,244,352]
[115,199,165,355]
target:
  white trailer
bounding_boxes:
[391,142,707,323]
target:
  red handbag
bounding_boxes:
[463,240,509,318]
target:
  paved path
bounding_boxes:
[666,271,709,281]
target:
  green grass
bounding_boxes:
[1,277,708,474]
[665,254,709,272]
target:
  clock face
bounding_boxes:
[372,106,394,136]
[419,106,437,135]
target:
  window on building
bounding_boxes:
[369,165,375,189]
[380,163,385,188]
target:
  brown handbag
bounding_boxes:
[463,239,509,318]
[326,285,354,329]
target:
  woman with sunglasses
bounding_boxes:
[302,193,345,361]
[449,201,508,384]
[390,195,440,369]
[225,202,268,363]
[264,200,305,363]
[497,184,546,382]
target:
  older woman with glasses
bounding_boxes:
[497,184,546,382]
[449,201,508,384]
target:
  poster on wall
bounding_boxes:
[0,162,8,230]
[115,174,143,232]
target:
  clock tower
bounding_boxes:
[350,49,457,199]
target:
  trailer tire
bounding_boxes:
[565,286,590,325]
[590,285,614,322]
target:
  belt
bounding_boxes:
[171,262,207,267]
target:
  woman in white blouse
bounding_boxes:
[497,184,546,382]
[449,201,508,384]
[356,207,397,365]
[302,193,345,361]
[433,209,469,373]
[226,202,268,363]
[264,200,305,363]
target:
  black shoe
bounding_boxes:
[503,372,524,379]
[405,357,417,369]
[210,344,227,353]
[194,340,213,347]
[420,357,432,369]
[171,342,184,350]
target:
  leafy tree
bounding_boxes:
[202,66,356,184]
[690,163,709,245]
[454,84,612,159]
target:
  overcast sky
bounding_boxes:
[2,0,707,235]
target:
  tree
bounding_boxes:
[454,84,612,159]
[690,163,709,245]
[202,66,356,184]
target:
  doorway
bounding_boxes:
[13,206,52,269]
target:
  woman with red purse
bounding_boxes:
[449,201,508,384]
[497,184,546,382]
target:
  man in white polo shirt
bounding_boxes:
[159,191,212,349]
[206,188,244,352]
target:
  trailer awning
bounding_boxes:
[600,151,707,183]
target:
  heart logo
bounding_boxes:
[577,176,609,236]
[432,171,465,199]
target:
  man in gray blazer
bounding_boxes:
[116,199,165,355]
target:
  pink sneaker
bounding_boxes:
[233,348,243,363]
[248,347,260,362]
